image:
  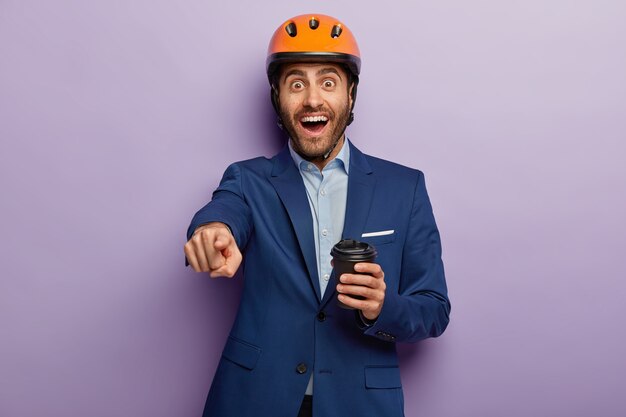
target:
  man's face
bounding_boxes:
[277,63,353,163]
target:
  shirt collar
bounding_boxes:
[288,137,351,175]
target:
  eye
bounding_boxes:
[322,79,336,89]
[291,80,305,90]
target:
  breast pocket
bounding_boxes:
[360,229,396,246]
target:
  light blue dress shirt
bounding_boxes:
[288,139,350,296]
[288,138,350,396]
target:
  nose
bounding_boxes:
[303,85,323,108]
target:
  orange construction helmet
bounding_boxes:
[266,14,361,125]
[266,14,361,81]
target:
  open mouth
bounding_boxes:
[299,115,329,135]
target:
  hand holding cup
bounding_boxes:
[331,239,386,320]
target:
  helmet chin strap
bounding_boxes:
[323,145,336,160]
[322,108,353,159]
[323,131,346,160]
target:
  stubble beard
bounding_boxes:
[279,103,351,164]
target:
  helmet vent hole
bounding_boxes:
[309,17,319,30]
[285,22,297,37]
[331,24,343,38]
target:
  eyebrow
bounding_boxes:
[283,69,306,80]
[316,67,342,79]
[282,67,343,83]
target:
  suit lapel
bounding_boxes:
[320,142,376,308]
[269,147,322,301]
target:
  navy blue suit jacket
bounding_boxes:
[187,142,450,417]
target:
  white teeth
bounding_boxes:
[301,115,328,123]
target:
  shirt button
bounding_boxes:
[320,189,326,196]
[323,273,330,281]
[308,164,314,171]
[296,363,308,374]
[321,229,328,236]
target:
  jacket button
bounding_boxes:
[376,330,396,341]
[296,363,307,374]
[317,311,326,322]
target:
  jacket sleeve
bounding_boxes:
[362,171,451,343]
[186,163,253,252]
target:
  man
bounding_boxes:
[184,14,450,417]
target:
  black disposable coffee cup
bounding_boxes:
[331,239,378,309]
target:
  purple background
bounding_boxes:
[1,1,625,416]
